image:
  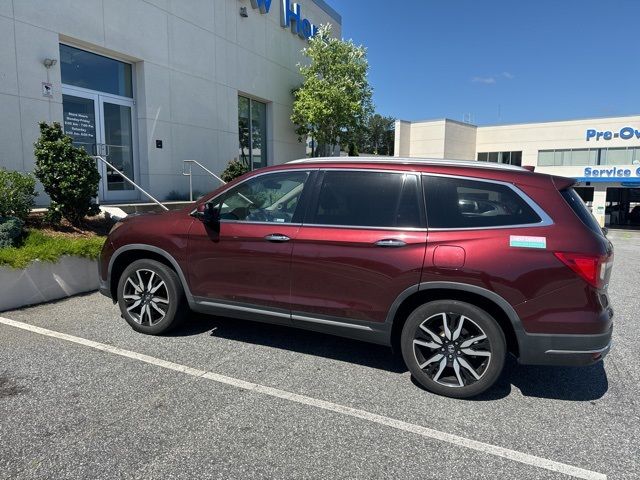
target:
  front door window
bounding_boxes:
[214,171,310,224]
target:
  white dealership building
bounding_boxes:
[395,115,640,228]
[0,0,340,204]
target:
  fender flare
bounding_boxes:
[107,244,196,305]
[385,281,525,347]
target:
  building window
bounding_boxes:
[238,96,267,170]
[601,148,634,165]
[477,151,522,166]
[538,148,636,166]
[60,44,132,97]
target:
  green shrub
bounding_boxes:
[0,217,24,249]
[0,169,37,221]
[221,159,250,183]
[0,230,105,269]
[33,122,100,226]
[165,190,203,201]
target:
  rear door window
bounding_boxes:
[423,176,542,228]
[309,171,424,228]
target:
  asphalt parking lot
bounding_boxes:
[1,231,639,480]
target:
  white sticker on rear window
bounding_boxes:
[510,235,546,249]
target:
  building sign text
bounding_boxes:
[586,127,640,142]
[584,166,640,178]
[246,0,319,40]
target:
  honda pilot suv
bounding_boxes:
[99,158,614,398]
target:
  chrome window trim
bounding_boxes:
[421,172,554,231]
[218,220,303,227]
[306,169,426,230]
[301,224,428,232]
[189,167,552,231]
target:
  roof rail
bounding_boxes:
[287,156,528,172]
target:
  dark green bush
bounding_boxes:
[165,190,203,201]
[221,159,250,183]
[0,169,37,221]
[0,216,24,249]
[33,122,100,226]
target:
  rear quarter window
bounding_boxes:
[560,188,603,236]
[423,176,542,228]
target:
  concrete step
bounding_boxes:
[99,201,193,215]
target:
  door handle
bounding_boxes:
[264,234,291,243]
[375,239,407,248]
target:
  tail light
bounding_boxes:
[554,252,610,289]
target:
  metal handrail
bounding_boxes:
[94,155,169,211]
[183,160,226,201]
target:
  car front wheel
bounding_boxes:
[117,259,188,335]
[401,300,506,399]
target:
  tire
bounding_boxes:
[116,259,188,335]
[401,300,506,399]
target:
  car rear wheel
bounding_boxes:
[401,300,506,399]
[117,259,188,335]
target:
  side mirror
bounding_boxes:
[192,203,219,225]
[601,227,608,237]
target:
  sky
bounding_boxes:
[326,0,640,125]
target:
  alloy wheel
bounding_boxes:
[412,312,492,388]
[122,269,169,326]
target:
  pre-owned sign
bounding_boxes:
[247,0,319,40]
[586,127,640,141]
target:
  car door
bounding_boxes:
[188,169,314,323]
[289,169,428,332]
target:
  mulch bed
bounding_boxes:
[24,213,113,239]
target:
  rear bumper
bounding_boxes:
[518,327,613,366]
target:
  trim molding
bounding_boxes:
[311,0,342,24]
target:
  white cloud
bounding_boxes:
[471,72,515,84]
[472,76,496,84]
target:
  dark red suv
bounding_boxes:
[99,158,614,398]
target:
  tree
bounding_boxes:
[361,114,396,156]
[34,122,100,226]
[291,24,373,156]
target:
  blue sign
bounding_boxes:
[281,0,319,39]
[246,0,319,41]
[583,166,640,178]
[586,127,640,141]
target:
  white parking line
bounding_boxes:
[0,316,606,480]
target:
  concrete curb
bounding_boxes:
[0,256,99,312]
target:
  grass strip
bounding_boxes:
[0,230,105,269]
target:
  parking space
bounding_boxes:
[1,233,639,479]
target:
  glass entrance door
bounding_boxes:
[62,86,138,202]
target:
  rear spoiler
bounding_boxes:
[522,165,535,172]
[551,175,576,191]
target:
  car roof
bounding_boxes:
[280,156,574,190]
[287,156,527,172]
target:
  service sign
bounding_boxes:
[247,0,319,40]
[583,166,640,178]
